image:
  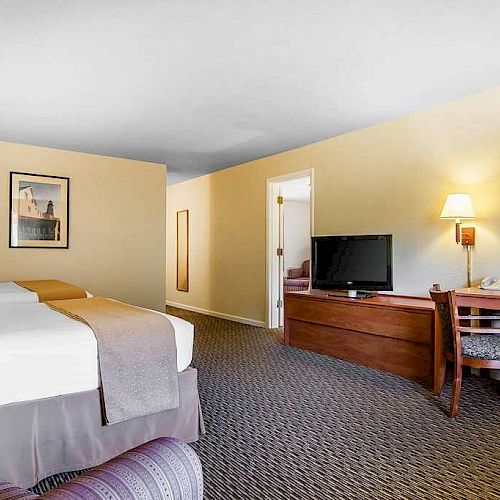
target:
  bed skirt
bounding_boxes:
[0,367,204,488]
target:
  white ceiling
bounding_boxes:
[1,1,500,184]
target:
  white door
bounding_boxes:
[266,169,314,329]
[277,188,285,327]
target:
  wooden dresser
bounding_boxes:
[284,290,435,385]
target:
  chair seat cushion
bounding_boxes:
[287,268,303,279]
[284,278,309,287]
[462,335,500,360]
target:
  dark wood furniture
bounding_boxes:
[433,287,500,394]
[430,285,500,417]
[455,286,500,309]
[284,290,435,385]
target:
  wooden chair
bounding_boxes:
[429,284,500,417]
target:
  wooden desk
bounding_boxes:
[433,287,500,394]
[455,287,500,309]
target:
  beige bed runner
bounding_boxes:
[47,297,179,425]
[15,279,87,301]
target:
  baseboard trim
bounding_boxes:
[165,301,267,328]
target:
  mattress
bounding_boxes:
[0,282,39,304]
[0,302,194,406]
[0,281,92,304]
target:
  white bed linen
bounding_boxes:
[0,302,194,406]
[0,281,92,305]
[0,282,39,304]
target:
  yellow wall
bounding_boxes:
[166,87,500,323]
[1,141,167,311]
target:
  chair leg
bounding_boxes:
[437,356,447,397]
[450,361,463,418]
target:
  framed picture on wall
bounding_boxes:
[9,172,70,248]
[176,209,189,291]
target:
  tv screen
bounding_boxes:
[311,235,393,291]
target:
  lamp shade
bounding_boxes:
[440,193,476,219]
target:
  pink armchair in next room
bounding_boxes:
[284,259,310,292]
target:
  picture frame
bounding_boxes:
[176,209,189,291]
[9,172,70,249]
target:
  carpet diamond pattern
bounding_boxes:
[174,308,499,500]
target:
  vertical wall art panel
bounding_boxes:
[176,210,189,291]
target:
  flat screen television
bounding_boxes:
[311,234,393,292]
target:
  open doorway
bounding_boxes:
[266,169,314,328]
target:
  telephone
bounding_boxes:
[480,276,500,290]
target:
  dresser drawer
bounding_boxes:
[285,296,432,344]
[287,319,432,383]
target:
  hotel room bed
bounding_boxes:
[0,301,204,488]
[0,281,92,305]
[0,302,193,405]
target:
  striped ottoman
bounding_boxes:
[0,438,202,500]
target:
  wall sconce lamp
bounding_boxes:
[440,193,476,244]
[440,193,476,287]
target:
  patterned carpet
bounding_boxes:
[33,308,500,499]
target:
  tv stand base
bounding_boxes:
[284,290,435,385]
[327,290,375,300]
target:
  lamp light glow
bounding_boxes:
[440,193,476,287]
[440,193,476,220]
[440,193,476,245]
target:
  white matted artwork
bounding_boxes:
[10,172,69,248]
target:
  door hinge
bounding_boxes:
[276,248,283,256]
[277,299,283,308]
[277,195,284,205]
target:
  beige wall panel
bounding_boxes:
[0,141,167,311]
[167,176,212,311]
[166,87,500,323]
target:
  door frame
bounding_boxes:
[266,168,315,328]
